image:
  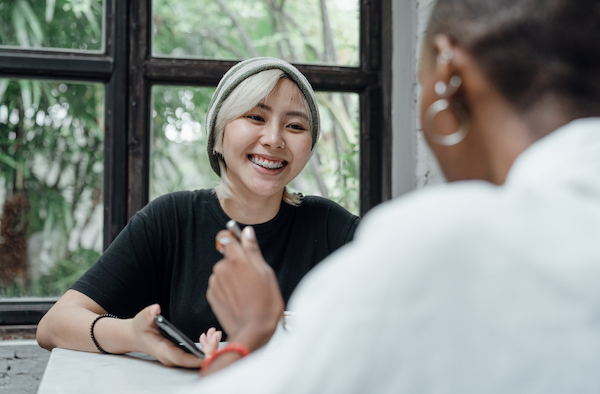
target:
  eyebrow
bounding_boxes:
[256,103,309,121]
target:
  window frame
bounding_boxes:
[0,0,391,331]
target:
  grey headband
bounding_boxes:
[205,57,320,176]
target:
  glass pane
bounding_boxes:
[291,92,359,215]
[151,86,359,215]
[151,86,220,200]
[0,79,104,298]
[0,0,104,52]
[152,0,359,66]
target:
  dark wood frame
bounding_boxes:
[0,0,391,329]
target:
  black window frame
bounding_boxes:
[0,0,392,331]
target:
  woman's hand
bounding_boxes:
[199,327,222,356]
[208,226,284,352]
[130,304,205,368]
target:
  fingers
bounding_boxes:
[240,226,270,273]
[154,339,204,368]
[199,328,222,356]
[215,229,238,254]
[147,304,161,323]
[208,263,240,317]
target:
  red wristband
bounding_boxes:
[200,343,250,372]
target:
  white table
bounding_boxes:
[37,321,292,393]
[37,348,202,394]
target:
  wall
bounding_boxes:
[392,0,446,199]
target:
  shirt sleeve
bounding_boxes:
[70,199,168,318]
[325,200,360,249]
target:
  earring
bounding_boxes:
[437,47,454,65]
[424,76,470,146]
[435,75,462,97]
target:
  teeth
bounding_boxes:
[249,155,285,169]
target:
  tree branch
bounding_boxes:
[214,0,259,57]
[205,30,246,59]
[310,151,328,198]
[281,9,323,62]
[320,0,337,63]
[273,4,298,62]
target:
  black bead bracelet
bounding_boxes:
[90,313,118,354]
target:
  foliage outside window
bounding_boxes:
[153,0,359,66]
[0,0,104,52]
[0,0,106,299]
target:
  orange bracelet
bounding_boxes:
[200,343,250,372]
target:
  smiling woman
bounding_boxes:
[218,78,313,207]
[36,58,360,369]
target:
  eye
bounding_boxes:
[288,123,307,131]
[245,114,265,122]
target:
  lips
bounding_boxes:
[248,154,287,170]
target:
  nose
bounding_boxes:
[260,121,285,149]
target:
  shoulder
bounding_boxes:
[135,189,215,223]
[296,195,360,243]
[298,195,359,222]
[356,181,504,252]
[141,189,213,211]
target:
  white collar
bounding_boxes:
[505,117,600,190]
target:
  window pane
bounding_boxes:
[0,1,104,52]
[291,92,359,215]
[0,79,104,298]
[152,0,359,66]
[151,86,220,200]
[151,86,358,215]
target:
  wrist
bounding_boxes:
[200,343,250,375]
[229,321,277,352]
[94,316,137,354]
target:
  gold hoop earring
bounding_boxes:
[423,76,470,146]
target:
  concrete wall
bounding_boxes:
[392,0,446,198]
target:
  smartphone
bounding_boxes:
[226,219,242,240]
[155,315,205,359]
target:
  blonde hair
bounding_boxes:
[212,69,312,206]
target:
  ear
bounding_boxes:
[431,35,455,84]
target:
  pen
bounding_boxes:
[226,219,242,241]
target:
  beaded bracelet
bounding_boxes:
[90,313,118,354]
[200,343,250,372]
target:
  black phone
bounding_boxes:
[154,315,205,359]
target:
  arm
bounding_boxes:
[37,290,206,368]
[202,226,284,376]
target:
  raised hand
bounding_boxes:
[207,226,284,352]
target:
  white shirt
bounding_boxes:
[182,118,600,393]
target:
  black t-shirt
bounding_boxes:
[72,189,359,339]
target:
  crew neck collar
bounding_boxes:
[206,190,293,235]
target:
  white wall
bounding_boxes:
[391,0,446,198]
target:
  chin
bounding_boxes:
[247,182,285,198]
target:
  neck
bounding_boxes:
[470,97,573,185]
[217,187,284,225]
